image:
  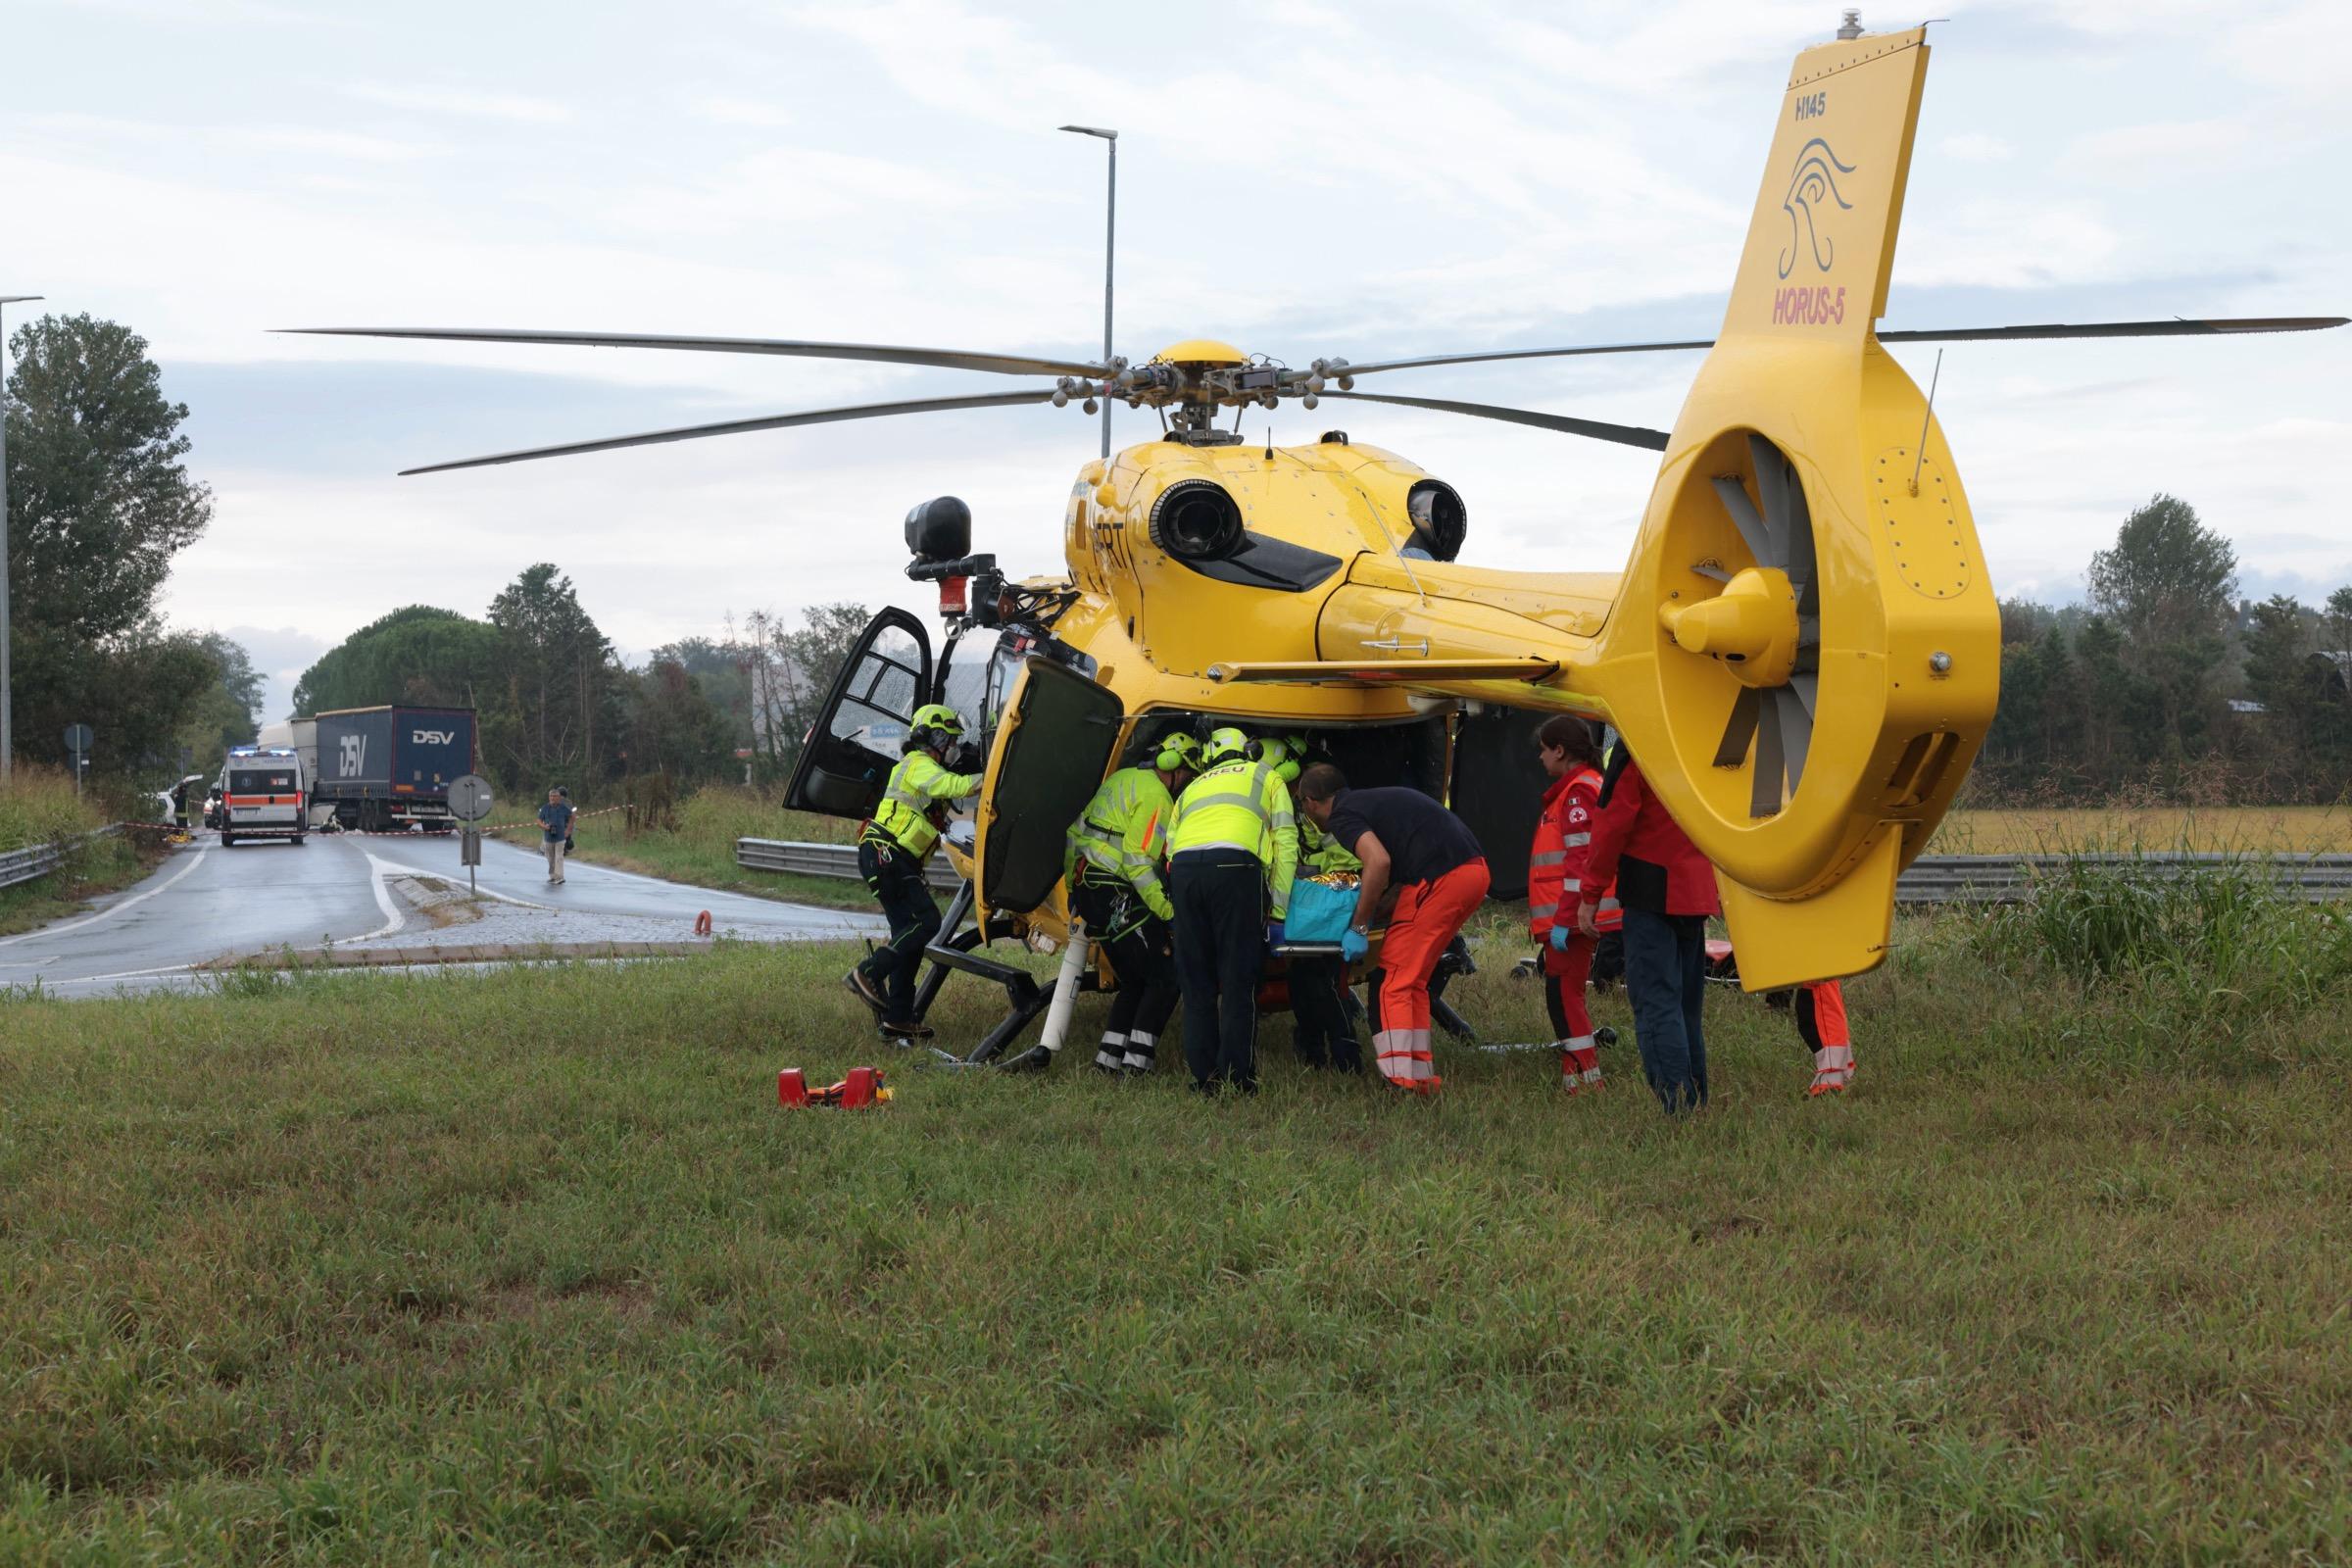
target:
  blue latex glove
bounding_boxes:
[1265,918,1287,948]
[1340,927,1370,962]
[1549,923,1572,954]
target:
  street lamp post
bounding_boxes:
[0,295,41,782]
[1057,125,1116,461]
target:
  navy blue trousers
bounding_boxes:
[1621,908,1709,1112]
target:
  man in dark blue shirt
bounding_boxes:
[1298,767,1490,1095]
[537,787,575,885]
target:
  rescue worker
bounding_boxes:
[1166,727,1298,1094]
[1531,713,1616,1094]
[1575,742,1718,1114]
[1270,738,1364,1074]
[1067,731,1200,1074]
[1297,764,1489,1097]
[1793,979,1855,1096]
[844,704,982,1035]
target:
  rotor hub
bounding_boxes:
[1660,567,1800,688]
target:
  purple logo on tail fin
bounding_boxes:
[1778,137,1856,279]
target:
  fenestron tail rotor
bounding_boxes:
[1669,432,1822,818]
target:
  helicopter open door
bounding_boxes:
[782,608,933,821]
[974,657,1123,915]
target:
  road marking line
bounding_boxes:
[358,853,408,941]
[0,846,211,949]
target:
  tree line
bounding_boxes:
[291,584,871,801]
[1982,495,2352,804]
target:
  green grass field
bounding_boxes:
[3,892,2348,1562]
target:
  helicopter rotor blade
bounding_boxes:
[1318,316,2346,379]
[1311,390,1669,452]
[396,388,1062,475]
[1877,316,2349,345]
[279,326,1108,379]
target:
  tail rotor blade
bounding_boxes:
[1777,684,1812,793]
[1788,669,1819,719]
[1786,465,1819,616]
[1711,475,1774,565]
[1751,690,1786,817]
[1746,433,1789,565]
[1713,686,1761,768]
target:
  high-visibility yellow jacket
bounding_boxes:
[866,750,982,858]
[1167,758,1298,919]
[1064,766,1176,921]
[1300,815,1361,875]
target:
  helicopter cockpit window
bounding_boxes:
[936,629,1027,756]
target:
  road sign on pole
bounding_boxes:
[448,775,492,895]
[63,722,91,796]
[448,774,493,822]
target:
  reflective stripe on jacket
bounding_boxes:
[867,749,982,858]
[1167,759,1300,918]
[1300,815,1361,875]
[1529,765,1617,940]
[1065,766,1176,921]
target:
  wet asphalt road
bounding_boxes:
[0,828,881,999]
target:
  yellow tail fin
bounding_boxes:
[1722,26,1931,344]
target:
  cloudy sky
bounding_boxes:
[8,0,2347,721]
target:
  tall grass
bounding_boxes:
[1945,853,2352,1076]
[0,769,150,937]
[0,767,106,855]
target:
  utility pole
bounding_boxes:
[0,296,41,782]
[1057,126,1117,460]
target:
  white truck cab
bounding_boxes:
[218,746,308,847]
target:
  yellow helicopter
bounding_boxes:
[293,21,2340,1058]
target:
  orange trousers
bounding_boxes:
[1372,858,1490,1092]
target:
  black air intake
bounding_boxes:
[1148,479,1245,561]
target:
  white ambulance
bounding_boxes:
[216,746,308,847]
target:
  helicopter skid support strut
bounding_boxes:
[912,880,1102,1068]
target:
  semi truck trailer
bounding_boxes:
[312,706,477,832]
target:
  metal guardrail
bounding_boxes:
[737,838,2352,906]
[0,824,128,893]
[737,836,963,892]
[0,841,68,892]
[1893,852,2352,905]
